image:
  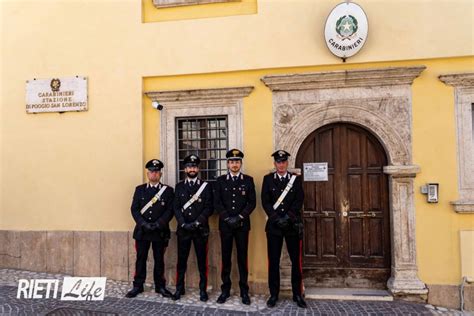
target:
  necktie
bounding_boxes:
[232,176,238,181]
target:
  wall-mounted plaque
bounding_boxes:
[26,76,88,113]
[303,162,328,181]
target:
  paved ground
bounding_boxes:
[0,269,468,315]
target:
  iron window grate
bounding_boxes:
[176,116,228,182]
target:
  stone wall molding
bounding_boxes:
[153,0,239,9]
[144,86,253,104]
[261,66,426,91]
[383,165,421,178]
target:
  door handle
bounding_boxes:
[364,212,376,217]
[346,212,377,218]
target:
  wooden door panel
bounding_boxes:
[347,127,363,168]
[303,182,315,212]
[318,175,336,212]
[368,218,384,257]
[321,217,337,257]
[348,218,364,257]
[368,175,382,211]
[301,125,340,266]
[367,137,383,167]
[297,123,390,279]
[348,174,363,212]
[318,129,335,168]
[304,217,317,256]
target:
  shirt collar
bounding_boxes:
[227,172,241,180]
[147,182,161,189]
[186,178,199,185]
[277,172,288,180]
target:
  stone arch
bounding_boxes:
[278,103,410,167]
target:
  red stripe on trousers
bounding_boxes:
[246,233,249,272]
[205,240,209,290]
[133,241,137,278]
[162,245,167,282]
[175,245,179,287]
[299,239,304,295]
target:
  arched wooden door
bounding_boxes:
[295,123,391,288]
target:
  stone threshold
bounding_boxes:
[305,287,393,302]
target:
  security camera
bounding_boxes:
[151,101,163,111]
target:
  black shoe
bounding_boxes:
[199,290,208,302]
[266,295,278,308]
[155,287,173,298]
[216,292,230,304]
[241,293,251,305]
[293,295,307,308]
[172,289,184,301]
[125,287,143,298]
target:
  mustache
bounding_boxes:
[186,172,198,178]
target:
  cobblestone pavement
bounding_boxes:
[0,269,468,315]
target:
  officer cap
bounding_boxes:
[226,148,244,160]
[183,154,200,167]
[145,159,163,171]
[271,150,290,162]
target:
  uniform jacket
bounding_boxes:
[261,172,304,236]
[173,178,213,236]
[214,173,256,233]
[131,183,174,241]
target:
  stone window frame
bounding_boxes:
[144,86,253,186]
[153,0,240,9]
[439,73,474,213]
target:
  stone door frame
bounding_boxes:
[261,66,428,296]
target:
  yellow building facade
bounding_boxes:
[1,0,473,310]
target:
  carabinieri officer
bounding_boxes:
[261,150,307,308]
[172,154,213,302]
[214,149,256,305]
[126,159,174,299]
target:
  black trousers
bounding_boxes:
[133,239,167,289]
[220,230,249,295]
[175,234,208,292]
[267,233,303,297]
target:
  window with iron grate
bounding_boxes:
[176,116,228,182]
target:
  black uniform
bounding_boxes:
[214,172,256,295]
[173,179,213,293]
[261,172,304,298]
[131,183,174,289]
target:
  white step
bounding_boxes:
[305,288,393,301]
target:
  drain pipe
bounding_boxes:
[460,276,473,312]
